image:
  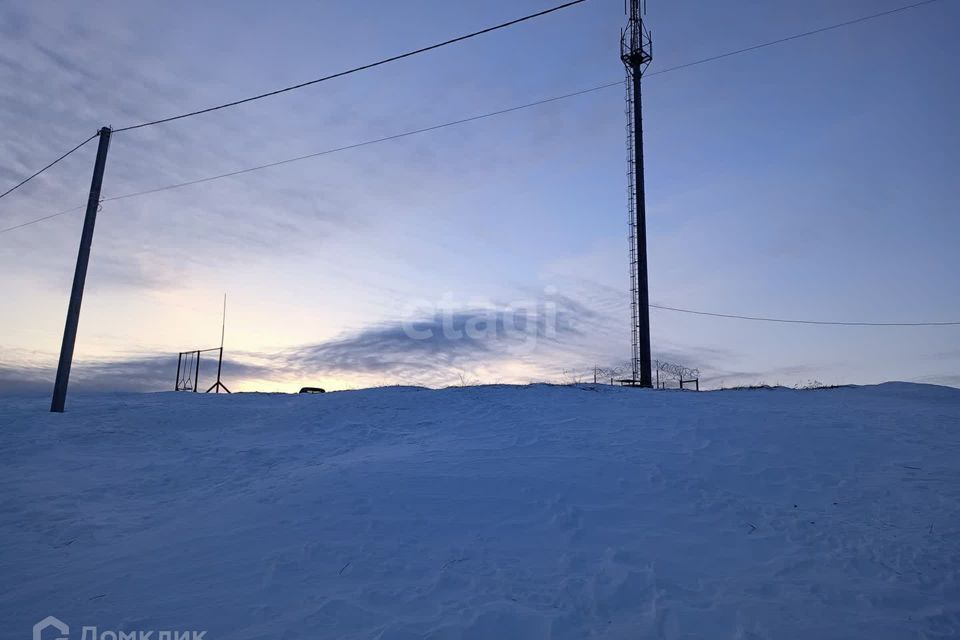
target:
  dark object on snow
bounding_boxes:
[299,387,326,394]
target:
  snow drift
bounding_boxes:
[1,382,958,639]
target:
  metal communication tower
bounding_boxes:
[621,0,653,387]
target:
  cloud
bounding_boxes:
[0,362,50,395]
[0,293,599,393]
[274,294,593,383]
[0,354,272,395]
[913,373,960,388]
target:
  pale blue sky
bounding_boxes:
[1,0,958,392]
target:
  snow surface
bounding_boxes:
[1,383,959,639]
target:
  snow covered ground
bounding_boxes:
[1,382,959,639]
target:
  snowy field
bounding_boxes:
[2,383,959,639]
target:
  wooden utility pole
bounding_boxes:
[51,127,112,413]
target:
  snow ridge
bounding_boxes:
[1,383,958,639]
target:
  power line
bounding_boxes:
[645,0,947,79]
[113,0,589,133]
[651,304,960,327]
[2,0,947,234]
[105,82,627,202]
[114,0,940,134]
[0,205,85,234]
[0,81,623,234]
[0,132,99,202]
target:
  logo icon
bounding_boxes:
[33,616,69,640]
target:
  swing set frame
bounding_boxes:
[175,347,231,393]
[174,294,231,394]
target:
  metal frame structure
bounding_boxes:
[175,295,231,394]
[175,347,231,393]
[175,349,201,392]
[655,360,700,391]
[621,0,654,387]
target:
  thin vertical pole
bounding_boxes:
[194,352,200,392]
[215,294,226,392]
[51,127,112,413]
[632,69,652,388]
[176,352,182,390]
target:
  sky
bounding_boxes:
[1,0,958,394]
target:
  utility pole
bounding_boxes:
[51,127,112,413]
[621,0,653,387]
